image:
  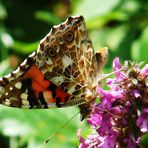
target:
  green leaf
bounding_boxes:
[86,11,128,29]
[0,2,7,20]
[141,134,148,148]
[138,27,148,63]
[13,40,38,54]
[34,11,61,25]
[131,27,148,63]
[0,59,13,76]
[73,0,121,20]
[0,105,83,147]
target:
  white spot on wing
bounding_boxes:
[12,67,24,78]
[20,93,28,100]
[15,82,22,89]
[46,58,53,65]
[21,105,30,108]
[0,86,4,92]
[62,55,73,68]
[85,88,92,96]
[68,86,75,94]
[47,103,56,107]
[9,87,13,91]
[4,74,11,79]
[29,52,35,58]
[20,59,27,66]
[8,76,15,81]
[22,100,29,106]
[5,99,11,106]
[10,97,17,100]
[52,76,64,84]
[12,67,20,74]
[53,24,61,28]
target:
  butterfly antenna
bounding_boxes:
[44,111,80,144]
[98,65,126,81]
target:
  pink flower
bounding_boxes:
[78,58,148,147]
[113,57,121,72]
[112,57,125,80]
[141,64,148,76]
[78,129,103,148]
[99,131,119,148]
[132,90,141,98]
[124,134,138,148]
[137,109,148,132]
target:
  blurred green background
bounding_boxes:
[0,0,147,147]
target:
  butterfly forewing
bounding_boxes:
[35,16,98,105]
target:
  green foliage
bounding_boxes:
[0,105,81,148]
[0,0,147,147]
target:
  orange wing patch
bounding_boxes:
[24,65,50,92]
[24,65,70,105]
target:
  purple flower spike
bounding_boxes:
[77,129,89,148]
[113,57,121,71]
[97,114,112,135]
[99,132,118,148]
[141,64,148,76]
[124,134,137,148]
[78,58,148,147]
[137,110,148,132]
[87,113,102,127]
[132,90,141,98]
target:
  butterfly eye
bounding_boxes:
[65,31,74,42]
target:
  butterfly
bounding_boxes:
[0,15,108,120]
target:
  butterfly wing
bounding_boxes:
[0,16,108,114]
[35,15,99,105]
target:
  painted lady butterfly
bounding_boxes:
[0,15,108,120]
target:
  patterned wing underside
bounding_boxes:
[35,15,100,106]
[0,54,71,108]
[0,15,108,113]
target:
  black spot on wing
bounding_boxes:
[63,65,72,78]
[72,89,81,96]
[21,79,32,91]
[27,88,39,108]
[39,92,48,108]
[2,77,9,85]
[48,83,57,98]
[56,97,62,107]
[21,78,40,108]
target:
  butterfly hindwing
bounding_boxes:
[0,54,71,108]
